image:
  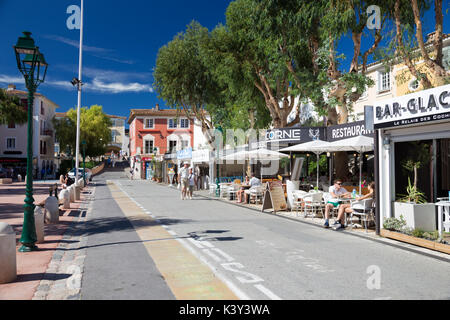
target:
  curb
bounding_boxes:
[32,184,95,300]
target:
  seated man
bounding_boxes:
[333,182,375,230]
[324,179,351,228]
[244,174,262,203]
[236,176,250,203]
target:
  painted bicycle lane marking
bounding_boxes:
[115,180,282,300]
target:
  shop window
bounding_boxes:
[6,138,16,149]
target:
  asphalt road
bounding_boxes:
[80,170,450,300]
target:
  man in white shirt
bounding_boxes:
[324,179,351,228]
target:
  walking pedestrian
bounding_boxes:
[188,167,196,199]
[179,162,189,200]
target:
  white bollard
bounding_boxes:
[59,189,70,209]
[17,174,22,182]
[44,196,59,224]
[34,207,45,244]
[74,184,81,200]
[69,185,75,202]
[0,222,16,284]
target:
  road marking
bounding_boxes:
[114,181,282,301]
[108,182,240,300]
[203,249,222,262]
[212,248,235,262]
[254,284,282,300]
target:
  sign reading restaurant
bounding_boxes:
[373,84,450,129]
[327,120,374,142]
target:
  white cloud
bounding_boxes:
[44,34,135,64]
[0,73,154,94]
[0,75,24,84]
[89,77,154,94]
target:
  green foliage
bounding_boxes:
[0,88,27,125]
[53,105,111,158]
[383,215,407,232]
[397,177,428,203]
[308,154,328,176]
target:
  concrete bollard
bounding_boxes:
[17,174,22,182]
[34,207,45,244]
[74,184,81,200]
[0,222,16,284]
[59,189,70,209]
[44,196,59,224]
[69,185,75,202]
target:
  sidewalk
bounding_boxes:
[0,181,93,300]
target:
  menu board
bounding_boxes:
[262,181,287,213]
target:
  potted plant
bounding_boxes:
[394,143,436,231]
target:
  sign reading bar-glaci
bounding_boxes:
[373,84,450,129]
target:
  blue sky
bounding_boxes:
[0,1,448,128]
[0,0,232,125]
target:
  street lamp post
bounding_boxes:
[82,140,86,184]
[13,31,48,252]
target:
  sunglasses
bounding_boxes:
[336,182,342,185]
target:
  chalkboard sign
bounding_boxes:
[262,181,287,213]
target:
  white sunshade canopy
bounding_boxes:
[325,135,374,153]
[279,139,332,154]
[223,148,289,161]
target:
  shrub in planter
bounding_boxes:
[383,215,407,232]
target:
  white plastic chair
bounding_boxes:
[292,190,307,216]
[302,192,324,218]
[348,198,374,232]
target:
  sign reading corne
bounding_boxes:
[373,84,450,129]
[265,127,325,144]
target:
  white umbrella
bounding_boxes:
[326,135,374,194]
[280,139,332,189]
[223,148,288,180]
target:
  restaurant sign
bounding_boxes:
[373,84,450,129]
[327,120,374,142]
[265,127,325,144]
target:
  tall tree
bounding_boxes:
[153,21,218,146]
[53,105,112,157]
[0,88,27,125]
[386,0,449,89]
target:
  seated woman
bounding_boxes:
[60,174,68,189]
[236,176,250,203]
[332,182,375,230]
